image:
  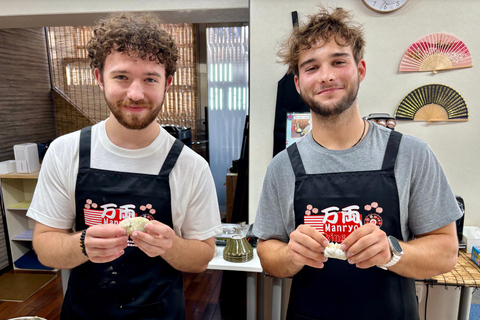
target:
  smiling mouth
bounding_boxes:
[124,105,148,113]
[318,87,341,95]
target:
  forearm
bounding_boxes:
[389,225,458,279]
[257,239,303,278]
[161,236,216,273]
[33,226,88,269]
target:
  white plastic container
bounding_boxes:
[0,160,16,174]
[462,226,480,253]
[13,143,40,173]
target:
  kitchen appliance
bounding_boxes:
[162,125,192,147]
[456,195,465,249]
[364,113,396,130]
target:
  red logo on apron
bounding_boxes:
[304,205,363,243]
[83,199,156,226]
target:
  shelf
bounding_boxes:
[0,171,39,179]
[7,200,31,210]
[14,250,53,271]
[12,229,33,241]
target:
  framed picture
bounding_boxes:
[286,112,312,148]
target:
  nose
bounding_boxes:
[126,81,145,101]
[320,67,335,83]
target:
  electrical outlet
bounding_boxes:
[416,283,424,303]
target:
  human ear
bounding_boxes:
[94,68,104,91]
[358,60,366,83]
[165,75,173,92]
[294,74,301,94]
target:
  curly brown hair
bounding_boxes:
[87,12,179,78]
[278,7,365,77]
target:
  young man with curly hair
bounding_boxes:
[28,12,222,320]
[253,7,461,320]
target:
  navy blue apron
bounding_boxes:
[61,126,186,320]
[286,130,418,320]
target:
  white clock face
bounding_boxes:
[362,0,409,13]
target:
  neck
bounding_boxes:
[105,115,160,149]
[310,109,368,150]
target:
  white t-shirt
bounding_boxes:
[27,120,223,240]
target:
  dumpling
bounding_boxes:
[119,217,152,236]
[324,242,347,260]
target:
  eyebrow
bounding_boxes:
[299,52,351,69]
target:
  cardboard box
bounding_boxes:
[472,246,480,268]
[462,226,480,253]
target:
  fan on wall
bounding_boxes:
[399,33,472,73]
[394,84,468,123]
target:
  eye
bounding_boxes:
[145,78,158,83]
[115,75,127,80]
[305,66,318,73]
[333,60,346,66]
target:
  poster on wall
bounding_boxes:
[286,113,312,148]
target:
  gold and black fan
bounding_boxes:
[394,84,468,123]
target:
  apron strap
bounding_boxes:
[159,139,184,177]
[79,126,92,170]
[287,143,306,176]
[381,130,403,171]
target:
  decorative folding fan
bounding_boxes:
[399,33,472,73]
[394,84,468,123]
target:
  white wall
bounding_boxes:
[249,0,480,227]
[0,0,249,27]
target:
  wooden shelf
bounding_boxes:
[0,171,39,179]
[1,174,38,271]
[14,250,54,271]
[11,229,33,242]
[7,200,31,210]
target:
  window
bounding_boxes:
[47,24,199,138]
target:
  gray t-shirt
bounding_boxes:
[253,122,463,242]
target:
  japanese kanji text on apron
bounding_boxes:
[286,130,418,320]
[61,126,186,320]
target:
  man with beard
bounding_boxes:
[253,7,462,320]
[27,12,222,320]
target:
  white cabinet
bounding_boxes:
[0,172,52,270]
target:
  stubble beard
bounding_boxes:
[300,76,360,118]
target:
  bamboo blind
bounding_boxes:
[47,24,198,138]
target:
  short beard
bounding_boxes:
[300,77,360,118]
[104,92,165,130]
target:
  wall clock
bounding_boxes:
[362,0,410,13]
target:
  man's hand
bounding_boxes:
[130,220,176,257]
[340,223,391,269]
[288,224,330,269]
[130,220,215,272]
[84,224,128,263]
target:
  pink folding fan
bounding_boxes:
[399,33,472,73]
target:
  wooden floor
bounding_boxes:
[0,269,245,320]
